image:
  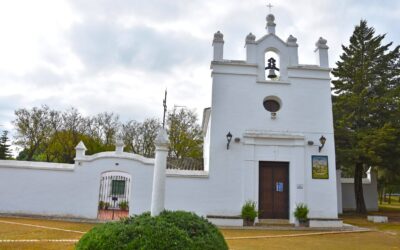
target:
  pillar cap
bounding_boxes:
[75,141,87,151]
[286,35,298,47]
[245,33,256,44]
[266,14,275,24]
[213,31,224,44]
[155,128,169,147]
[315,37,329,49]
[266,14,276,34]
[115,139,124,153]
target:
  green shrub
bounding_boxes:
[241,200,258,221]
[159,210,227,250]
[294,203,309,222]
[76,211,228,250]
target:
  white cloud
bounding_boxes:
[0,0,399,138]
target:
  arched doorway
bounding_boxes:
[97,171,131,220]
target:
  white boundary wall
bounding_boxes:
[0,151,211,219]
[340,168,379,212]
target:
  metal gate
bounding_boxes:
[98,172,131,220]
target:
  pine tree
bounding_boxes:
[332,20,400,213]
[0,130,12,159]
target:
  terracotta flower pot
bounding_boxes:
[243,219,255,226]
[298,219,309,227]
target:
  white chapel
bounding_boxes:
[0,12,365,228]
[202,13,339,225]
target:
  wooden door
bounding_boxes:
[259,161,289,219]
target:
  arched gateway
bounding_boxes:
[97,171,131,220]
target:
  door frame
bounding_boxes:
[258,161,290,219]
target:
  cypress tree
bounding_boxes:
[332,20,400,213]
[0,130,12,159]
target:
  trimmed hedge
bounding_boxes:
[76,211,228,250]
[159,211,227,250]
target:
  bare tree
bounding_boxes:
[122,120,142,154]
[122,118,161,157]
[95,112,120,146]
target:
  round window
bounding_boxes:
[263,99,280,112]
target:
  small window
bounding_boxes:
[111,180,126,196]
[263,99,280,112]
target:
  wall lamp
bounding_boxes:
[226,132,233,150]
[318,135,326,152]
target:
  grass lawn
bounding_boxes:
[0,217,96,250]
[223,229,399,250]
[379,197,400,215]
[1,201,399,250]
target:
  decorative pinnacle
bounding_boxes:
[266,14,275,25]
[213,31,224,43]
[155,128,169,148]
[75,141,87,150]
[266,13,276,34]
[286,35,298,46]
[315,37,329,49]
[246,33,256,44]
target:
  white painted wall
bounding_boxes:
[0,154,155,218]
[207,16,338,223]
[0,153,214,219]
[341,169,379,211]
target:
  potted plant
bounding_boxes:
[119,201,129,211]
[104,202,111,210]
[241,200,258,226]
[98,201,105,210]
[294,203,309,227]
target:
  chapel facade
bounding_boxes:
[202,13,340,225]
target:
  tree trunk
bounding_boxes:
[27,149,35,161]
[354,162,367,214]
[388,192,392,204]
[379,186,384,205]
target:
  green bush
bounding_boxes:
[241,200,258,221]
[294,203,309,222]
[76,211,228,250]
[159,211,227,250]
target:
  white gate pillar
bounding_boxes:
[151,128,169,216]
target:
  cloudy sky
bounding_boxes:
[0,0,399,134]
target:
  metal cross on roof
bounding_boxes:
[267,3,273,13]
[162,89,167,128]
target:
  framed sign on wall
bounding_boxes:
[312,155,329,179]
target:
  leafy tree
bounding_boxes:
[12,105,205,163]
[167,108,203,159]
[0,130,12,159]
[332,20,400,213]
[13,105,54,161]
[14,107,120,163]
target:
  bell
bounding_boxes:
[268,69,277,79]
[265,57,280,79]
